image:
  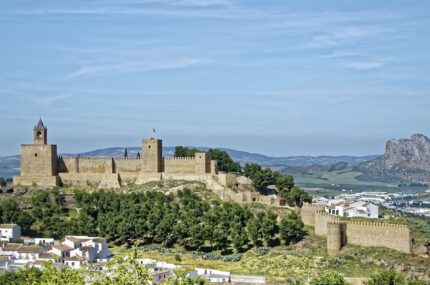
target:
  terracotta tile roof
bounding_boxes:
[2,243,22,251]
[92,238,106,243]
[28,260,49,266]
[52,245,73,252]
[79,246,95,252]
[0,224,18,229]
[150,269,170,276]
[39,253,56,260]
[17,246,43,254]
[66,236,89,243]
[65,256,87,262]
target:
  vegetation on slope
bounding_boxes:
[0,187,306,253]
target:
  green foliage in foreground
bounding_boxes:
[0,263,83,285]
[364,271,426,285]
[309,272,346,285]
[0,188,306,252]
[0,247,204,285]
[309,271,426,285]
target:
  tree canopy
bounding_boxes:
[174,147,241,173]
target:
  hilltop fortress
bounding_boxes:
[13,119,281,206]
[13,120,414,256]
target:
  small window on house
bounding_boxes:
[35,153,38,157]
[72,262,75,266]
[148,145,151,149]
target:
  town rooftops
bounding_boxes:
[0,224,18,229]
[17,246,43,254]
[2,243,22,251]
[39,252,56,260]
[52,245,73,252]
[65,256,86,262]
[150,269,170,276]
[65,236,90,243]
[79,246,95,252]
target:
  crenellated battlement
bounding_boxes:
[300,204,412,255]
[164,157,196,160]
[346,221,409,228]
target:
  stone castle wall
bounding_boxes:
[314,211,339,236]
[300,204,411,255]
[300,204,325,227]
[163,157,197,174]
[345,221,410,253]
[114,158,142,173]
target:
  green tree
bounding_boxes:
[208,149,241,173]
[309,272,346,285]
[365,271,406,285]
[40,262,84,285]
[275,174,295,197]
[243,163,275,190]
[174,146,200,158]
[0,267,42,285]
[279,212,306,245]
[261,211,278,246]
[284,187,311,207]
[0,177,6,187]
[95,246,150,285]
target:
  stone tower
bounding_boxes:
[327,222,346,256]
[34,118,47,145]
[195,152,211,174]
[13,119,59,187]
[142,138,162,173]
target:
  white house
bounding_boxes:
[189,268,231,284]
[34,238,55,245]
[0,224,21,242]
[63,236,111,260]
[64,255,87,269]
[150,268,172,285]
[326,200,379,219]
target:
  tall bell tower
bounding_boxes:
[34,118,47,145]
[13,118,59,188]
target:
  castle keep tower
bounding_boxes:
[142,138,162,173]
[13,119,59,187]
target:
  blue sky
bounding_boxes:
[1,0,429,156]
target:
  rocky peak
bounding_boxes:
[384,134,430,170]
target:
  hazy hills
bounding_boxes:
[4,134,430,185]
[0,146,378,178]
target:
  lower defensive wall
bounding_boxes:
[300,204,411,255]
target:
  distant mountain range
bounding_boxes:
[0,146,379,178]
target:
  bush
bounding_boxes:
[365,271,406,285]
[309,272,346,285]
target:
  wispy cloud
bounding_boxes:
[69,58,201,78]
[345,60,388,71]
[305,26,390,48]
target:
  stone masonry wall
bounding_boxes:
[315,211,339,236]
[72,157,113,174]
[345,222,411,253]
[300,204,412,254]
[300,204,325,227]
[163,157,197,174]
[114,158,142,173]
